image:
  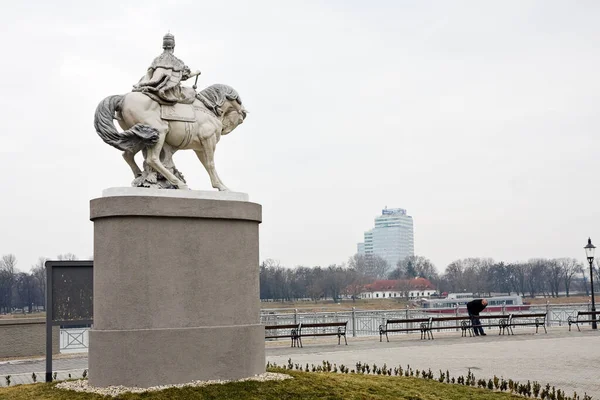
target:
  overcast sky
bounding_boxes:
[1,1,599,273]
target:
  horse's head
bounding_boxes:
[221,104,248,135]
[197,84,248,135]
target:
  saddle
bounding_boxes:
[160,103,196,122]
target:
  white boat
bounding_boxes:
[420,293,530,314]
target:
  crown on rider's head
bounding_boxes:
[163,32,175,50]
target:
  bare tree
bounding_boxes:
[556,258,582,297]
[367,255,390,280]
[0,254,18,313]
[324,264,348,302]
[57,253,78,261]
[348,253,389,280]
[348,254,367,275]
[14,272,36,313]
[344,267,368,301]
[31,257,48,310]
[525,259,549,298]
[545,259,562,297]
[391,255,438,281]
[508,263,527,296]
[489,262,511,295]
[443,261,464,293]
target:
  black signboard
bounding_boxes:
[45,261,93,382]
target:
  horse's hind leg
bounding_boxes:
[122,150,142,177]
[146,126,189,190]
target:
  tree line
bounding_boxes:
[260,254,599,302]
[0,253,80,314]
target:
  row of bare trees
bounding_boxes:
[439,257,593,298]
[259,254,441,302]
[0,253,80,313]
[260,254,599,302]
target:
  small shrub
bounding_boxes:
[5,375,11,386]
[31,372,37,383]
[83,369,88,379]
[487,379,494,390]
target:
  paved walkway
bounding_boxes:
[268,327,600,398]
[1,327,599,397]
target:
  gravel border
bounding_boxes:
[56,372,291,397]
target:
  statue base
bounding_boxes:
[88,188,264,388]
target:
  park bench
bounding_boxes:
[264,323,301,347]
[427,316,470,339]
[567,311,600,331]
[504,313,547,334]
[379,317,433,342]
[429,315,507,338]
[296,321,348,347]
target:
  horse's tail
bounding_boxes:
[94,94,159,152]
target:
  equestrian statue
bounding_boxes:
[94,33,248,190]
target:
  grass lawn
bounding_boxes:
[0,369,527,400]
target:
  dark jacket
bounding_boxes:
[466,299,487,316]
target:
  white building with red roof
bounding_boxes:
[360,278,436,300]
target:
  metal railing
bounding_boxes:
[59,303,595,351]
[260,302,594,337]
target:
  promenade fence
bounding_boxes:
[260,302,594,337]
[57,302,596,352]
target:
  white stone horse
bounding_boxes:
[94,84,247,190]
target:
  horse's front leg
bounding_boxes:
[194,137,229,191]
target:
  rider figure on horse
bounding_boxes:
[133,33,200,105]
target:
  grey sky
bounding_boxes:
[1,1,599,273]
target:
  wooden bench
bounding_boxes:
[429,315,507,338]
[264,323,301,347]
[505,313,547,334]
[568,311,600,331]
[297,321,348,347]
[379,318,433,341]
[427,316,470,339]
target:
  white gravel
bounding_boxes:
[56,372,292,397]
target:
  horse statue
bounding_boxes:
[94,83,247,190]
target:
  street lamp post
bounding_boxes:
[584,238,597,330]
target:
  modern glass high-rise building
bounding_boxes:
[357,207,415,268]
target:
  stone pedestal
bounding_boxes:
[88,188,264,388]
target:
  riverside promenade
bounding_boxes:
[1,327,599,397]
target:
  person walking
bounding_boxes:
[466,298,488,336]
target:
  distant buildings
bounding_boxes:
[359,278,435,299]
[357,207,415,268]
